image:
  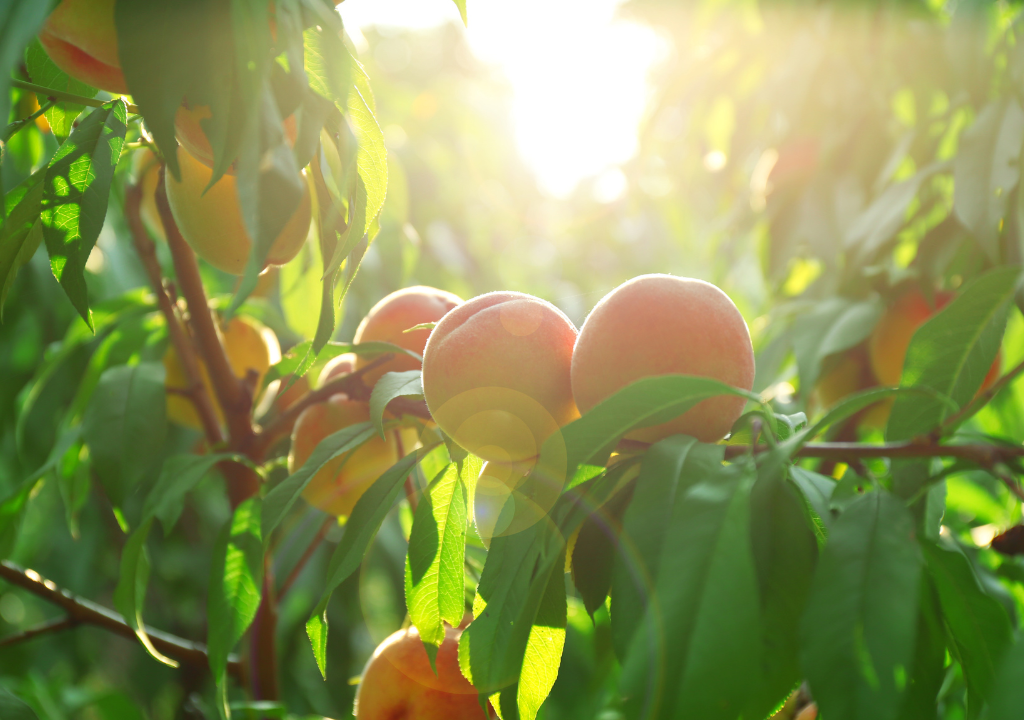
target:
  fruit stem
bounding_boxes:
[10,78,140,113]
[1,98,54,142]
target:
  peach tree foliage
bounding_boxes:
[1,2,1024,720]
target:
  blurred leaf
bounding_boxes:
[986,631,1024,720]
[349,84,388,237]
[0,688,40,720]
[114,517,179,668]
[923,540,1012,703]
[0,0,50,136]
[571,479,635,617]
[611,436,702,659]
[305,445,442,677]
[0,167,46,315]
[302,20,352,107]
[954,99,1024,261]
[800,491,922,720]
[789,466,836,540]
[888,266,1020,441]
[619,456,761,720]
[896,577,945,720]
[142,453,236,535]
[792,297,884,393]
[280,239,323,341]
[208,498,264,693]
[55,438,90,539]
[81,362,167,507]
[405,456,478,646]
[24,38,95,140]
[261,422,378,538]
[370,370,423,437]
[452,0,468,25]
[0,473,44,560]
[40,99,128,328]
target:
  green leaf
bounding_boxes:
[792,297,884,392]
[789,466,836,541]
[208,498,264,687]
[896,577,945,720]
[620,457,761,720]
[24,38,95,140]
[370,370,423,437]
[114,517,179,668]
[953,99,1024,261]
[0,167,46,316]
[40,99,128,328]
[986,631,1024,720]
[142,453,237,535]
[302,20,352,106]
[406,456,479,646]
[305,445,443,677]
[571,479,634,618]
[81,362,167,507]
[0,473,44,560]
[610,436,702,659]
[0,688,40,720]
[0,0,50,134]
[349,83,388,236]
[260,422,378,538]
[888,266,1020,441]
[800,491,922,720]
[923,540,1012,702]
[453,0,468,25]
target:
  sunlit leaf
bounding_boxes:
[24,38,95,141]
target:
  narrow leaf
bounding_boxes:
[0,0,50,130]
[370,370,423,437]
[24,38,95,140]
[114,517,178,667]
[142,453,237,535]
[986,631,1024,720]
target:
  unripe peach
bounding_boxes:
[132,148,164,241]
[354,286,463,388]
[164,316,281,429]
[174,103,299,172]
[165,146,312,275]
[38,0,127,93]
[288,396,398,518]
[421,292,579,467]
[571,274,754,444]
[317,353,356,387]
[354,625,488,720]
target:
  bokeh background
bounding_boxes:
[3,0,1024,717]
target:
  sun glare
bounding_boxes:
[339,0,668,197]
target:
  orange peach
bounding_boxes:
[421,292,578,467]
[288,396,398,518]
[165,146,312,275]
[174,103,299,172]
[38,0,126,94]
[354,625,488,720]
[164,316,280,429]
[571,274,755,444]
[354,286,463,388]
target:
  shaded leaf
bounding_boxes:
[370,370,423,437]
[143,453,236,535]
[0,0,50,133]
[24,38,95,140]
[0,688,40,720]
[986,631,1024,720]
[0,166,46,314]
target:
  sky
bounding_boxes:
[338,0,669,198]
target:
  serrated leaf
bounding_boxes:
[800,491,922,720]
[370,370,423,437]
[0,0,50,133]
[40,99,128,328]
[208,498,263,686]
[114,517,178,668]
[619,457,761,720]
[406,456,478,646]
[143,453,236,535]
[349,84,387,236]
[81,362,167,507]
[303,21,352,106]
[888,266,1020,441]
[923,540,1012,702]
[305,445,443,677]
[24,38,95,140]
[954,99,1024,261]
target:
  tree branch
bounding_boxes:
[277,517,335,599]
[0,561,243,681]
[10,79,140,113]
[0,616,74,648]
[2,98,55,143]
[125,182,224,447]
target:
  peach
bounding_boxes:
[317,353,356,387]
[288,395,398,518]
[812,345,889,430]
[165,146,312,275]
[421,292,579,467]
[354,286,463,388]
[38,0,127,94]
[795,703,818,720]
[164,316,281,429]
[132,148,164,241]
[174,103,299,172]
[571,274,755,444]
[354,625,488,719]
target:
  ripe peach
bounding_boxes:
[38,0,127,94]
[165,146,312,275]
[174,103,299,172]
[795,703,818,720]
[164,316,281,429]
[317,353,356,387]
[571,274,754,444]
[354,624,488,720]
[132,148,164,241]
[288,396,398,518]
[354,286,463,388]
[869,288,999,389]
[421,292,578,467]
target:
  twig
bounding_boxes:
[0,616,74,648]
[2,99,55,142]
[941,356,1024,431]
[10,79,140,113]
[125,182,224,446]
[0,561,242,680]
[278,517,335,599]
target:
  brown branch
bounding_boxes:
[0,616,74,648]
[0,561,243,681]
[125,182,223,447]
[942,356,1024,431]
[278,517,335,599]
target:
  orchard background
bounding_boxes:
[3,0,1024,719]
